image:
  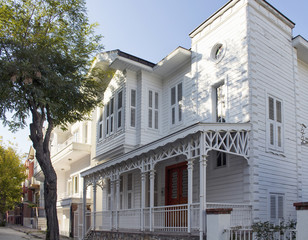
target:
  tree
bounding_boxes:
[0,144,26,226]
[0,0,108,239]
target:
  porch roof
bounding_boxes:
[81,122,251,178]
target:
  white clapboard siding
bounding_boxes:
[248,3,297,222]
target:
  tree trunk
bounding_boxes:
[29,109,59,240]
[44,176,59,240]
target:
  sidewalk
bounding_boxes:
[8,224,72,240]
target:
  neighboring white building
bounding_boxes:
[75,0,308,239]
[35,117,97,237]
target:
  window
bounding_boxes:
[73,175,79,194]
[120,176,123,209]
[148,90,159,129]
[216,151,227,167]
[98,108,103,139]
[215,83,226,122]
[171,83,183,125]
[127,173,133,209]
[117,91,123,129]
[84,123,88,143]
[269,193,284,223]
[130,89,136,127]
[267,96,283,151]
[105,98,114,136]
[106,179,113,210]
[211,43,225,62]
[73,130,79,142]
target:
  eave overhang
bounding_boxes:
[153,47,191,77]
[293,35,308,64]
[189,0,295,38]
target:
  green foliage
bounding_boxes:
[252,220,296,240]
[0,144,26,220]
[0,0,106,130]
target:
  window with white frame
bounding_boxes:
[84,123,88,143]
[267,95,283,151]
[269,192,284,223]
[73,175,79,194]
[117,91,123,129]
[105,98,114,136]
[130,89,136,127]
[214,82,226,123]
[171,82,183,125]
[215,151,227,168]
[148,90,159,129]
[120,176,123,209]
[107,179,111,210]
[98,108,103,140]
[127,173,133,209]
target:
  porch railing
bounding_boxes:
[79,202,252,236]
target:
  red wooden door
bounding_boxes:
[165,162,188,228]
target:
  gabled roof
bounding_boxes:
[98,47,191,78]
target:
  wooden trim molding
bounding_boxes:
[294,202,308,210]
[206,208,233,215]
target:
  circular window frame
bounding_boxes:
[211,42,226,63]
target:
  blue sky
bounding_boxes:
[1,0,308,156]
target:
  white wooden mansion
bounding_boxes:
[77,0,308,239]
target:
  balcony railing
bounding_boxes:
[51,136,75,155]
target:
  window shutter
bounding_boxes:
[276,101,282,123]
[171,87,176,105]
[269,97,274,120]
[127,173,132,191]
[278,195,284,219]
[270,195,276,219]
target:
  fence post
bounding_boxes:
[294,202,308,240]
[206,208,232,240]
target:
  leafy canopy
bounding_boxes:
[0,0,106,130]
[0,144,26,216]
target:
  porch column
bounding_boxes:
[110,179,114,230]
[82,178,87,238]
[141,171,146,231]
[93,181,97,230]
[187,158,194,233]
[115,176,120,230]
[199,154,208,240]
[149,169,155,232]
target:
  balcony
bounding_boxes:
[29,177,40,190]
[57,191,91,208]
[50,136,91,170]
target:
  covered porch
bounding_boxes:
[79,123,251,239]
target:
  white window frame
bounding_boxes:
[72,175,79,195]
[117,90,123,130]
[266,94,284,152]
[215,151,228,168]
[148,89,159,130]
[126,173,134,209]
[212,81,227,123]
[105,97,114,137]
[170,82,183,126]
[98,108,103,140]
[130,89,137,128]
[268,192,285,224]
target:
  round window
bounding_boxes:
[211,43,225,62]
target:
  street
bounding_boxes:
[0,227,41,240]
